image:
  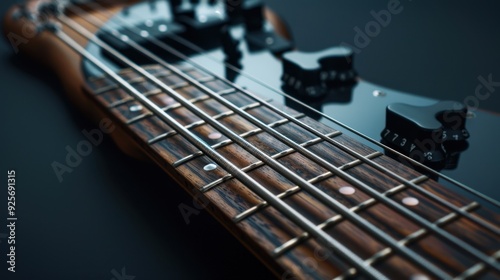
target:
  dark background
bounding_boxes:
[1,1,499,279]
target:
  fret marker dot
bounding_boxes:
[208,132,222,140]
[158,24,168,32]
[129,105,143,112]
[120,34,129,41]
[339,186,355,196]
[159,96,174,104]
[203,163,217,171]
[145,19,154,27]
[140,30,149,37]
[402,197,419,206]
[410,274,429,280]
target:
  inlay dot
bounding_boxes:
[208,132,222,140]
[203,163,217,171]
[140,30,149,37]
[145,19,154,27]
[410,274,429,280]
[402,197,419,206]
[159,95,174,104]
[158,24,168,32]
[129,105,143,112]
[120,34,129,41]
[339,186,355,196]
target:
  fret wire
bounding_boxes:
[455,250,500,280]
[119,65,172,76]
[53,26,387,280]
[61,14,473,278]
[129,87,240,128]
[126,112,154,125]
[196,75,216,83]
[217,88,237,95]
[272,175,428,257]
[94,77,140,95]
[234,151,383,224]
[335,202,481,280]
[87,0,499,210]
[142,88,162,97]
[200,131,343,193]
[107,82,189,108]
[147,100,269,145]
[111,82,189,109]
[108,96,134,108]
[94,71,172,95]
[172,113,306,168]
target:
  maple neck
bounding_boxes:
[84,63,500,279]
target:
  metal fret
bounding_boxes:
[147,100,269,145]
[196,75,216,83]
[108,82,189,108]
[233,151,383,223]
[94,71,175,95]
[200,131,343,193]
[108,96,134,108]
[335,202,481,280]
[126,112,154,125]
[272,175,429,257]
[128,88,243,127]
[93,83,117,95]
[172,113,306,168]
[216,88,237,95]
[119,65,172,77]
[455,250,500,280]
[142,88,162,97]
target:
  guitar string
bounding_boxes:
[81,0,500,209]
[49,21,387,280]
[58,11,499,275]
[57,14,453,279]
[76,1,500,230]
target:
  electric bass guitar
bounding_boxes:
[3,0,499,278]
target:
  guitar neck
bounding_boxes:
[85,63,499,279]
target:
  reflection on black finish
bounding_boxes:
[98,1,231,66]
[284,83,356,120]
[224,61,242,82]
[220,26,243,82]
[382,139,469,181]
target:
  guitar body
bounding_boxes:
[2,0,499,279]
